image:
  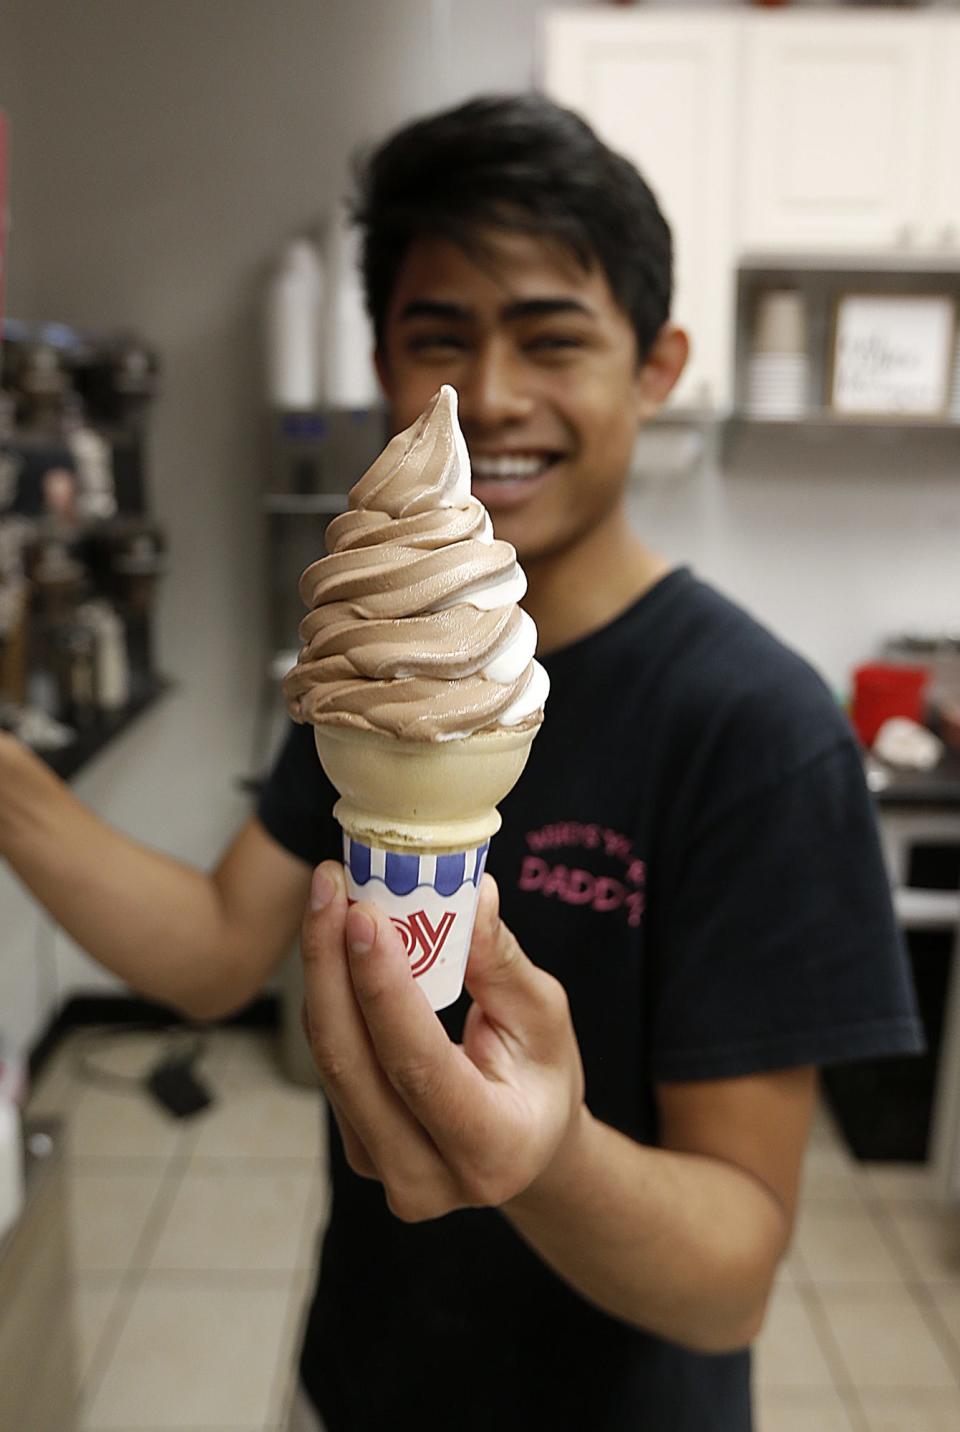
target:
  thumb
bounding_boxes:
[464,875,560,1032]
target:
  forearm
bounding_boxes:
[503,1109,787,1353]
[0,736,248,1019]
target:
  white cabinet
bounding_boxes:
[542,9,960,415]
[929,19,960,250]
[739,14,952,255]
[543,13,739,412]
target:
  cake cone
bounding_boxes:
[315,723,537,1009]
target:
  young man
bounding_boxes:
[0,97,921,1431]
[273,96,922,1431]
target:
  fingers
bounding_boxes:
[300,998,377,1180]
[326,1094,380,1181]
[301,864,426,1150]
[345,895,541,1206]
[300,862,375,1094]
[463,876,573,1052]
[301,862,459,1215]
[304,866,586,1215]
[344,897,492,1135]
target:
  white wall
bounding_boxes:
[1,1,957,1053]
[630,427,960,696]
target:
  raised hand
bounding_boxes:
[300,863,586,1221]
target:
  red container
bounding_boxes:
[851,663,929,748]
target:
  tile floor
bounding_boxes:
[22,1025,960,1432]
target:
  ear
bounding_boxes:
[635,323,690,418]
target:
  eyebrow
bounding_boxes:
[398,297,596,323]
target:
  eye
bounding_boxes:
[406,333,467,354]
[526,334,585,353]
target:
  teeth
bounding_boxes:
[471,455,549,480]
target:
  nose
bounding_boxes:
[457,339,535,432]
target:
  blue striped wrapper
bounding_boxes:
[345,840,489,897]
[341,834,490,1011]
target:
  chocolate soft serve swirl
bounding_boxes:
[284,385,549,741]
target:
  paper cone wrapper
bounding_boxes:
[342,830,489,1011]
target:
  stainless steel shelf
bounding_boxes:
[728,410,960,435]
[740,251,960,275]
[641,407,960,435]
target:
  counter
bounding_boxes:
[872,750,960,810]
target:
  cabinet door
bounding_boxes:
[929,18,960,251]
[740,14,933,253]
[542,13,738,412]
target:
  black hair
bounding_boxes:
[352,93,672,362]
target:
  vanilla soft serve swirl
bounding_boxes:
[284,385,549,740]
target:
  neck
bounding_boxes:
[522,503,672,656]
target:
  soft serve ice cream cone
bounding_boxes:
[284,384,548,1008]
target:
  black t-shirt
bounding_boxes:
[258,567,922,1432]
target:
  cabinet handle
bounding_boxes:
[897,223,917,248]
[941,223,959,248]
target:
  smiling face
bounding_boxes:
[376,229,661,566]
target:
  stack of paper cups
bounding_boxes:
[343,835,489,1011]
[745,290,810,420]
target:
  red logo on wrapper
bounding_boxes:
[347,901,456,977]
[394,909,456,976]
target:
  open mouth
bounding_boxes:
[469,452,561,485]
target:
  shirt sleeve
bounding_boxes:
[650,739,925,1083]
[257,721,342,869]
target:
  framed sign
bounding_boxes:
[830,293,956,418]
